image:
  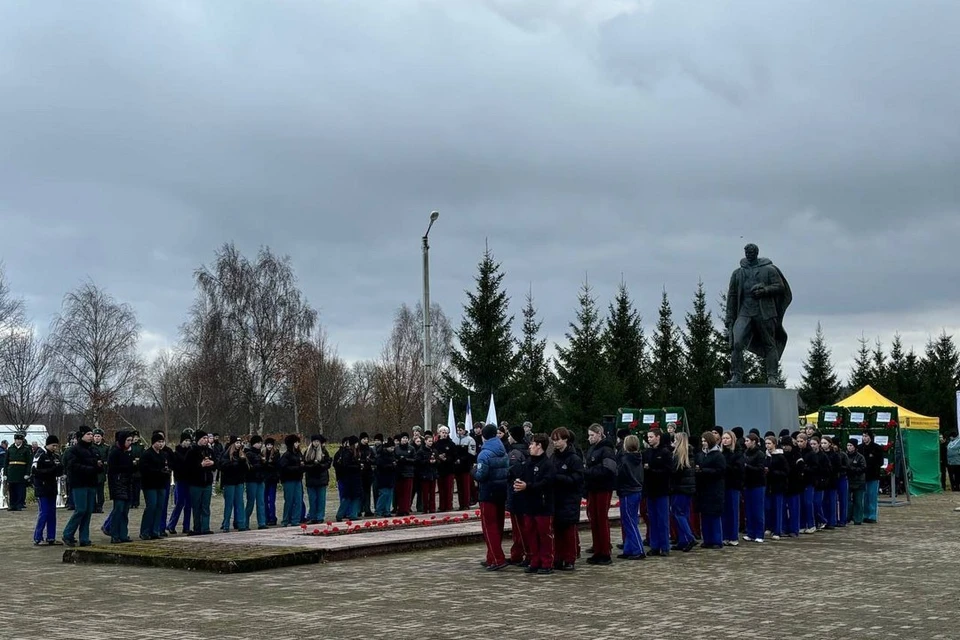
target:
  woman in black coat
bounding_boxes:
[821,436,841,529]
[695,431,726,549]
[741,433,766,543]
[764,436,790,540]
[720,431,744,546]
[669,433,697,553]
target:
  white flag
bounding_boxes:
[485,393,498,427]
[465,395,473,431]
[447,398,455,433]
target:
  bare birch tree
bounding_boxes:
[48,282,144,428]
[192,244,317,434]
[0,328,52,429]
[0,263,25,334]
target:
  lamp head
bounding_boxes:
[430,211,439,222]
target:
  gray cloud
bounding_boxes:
[1,0,958,384]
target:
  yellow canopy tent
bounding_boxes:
[804,385,941,495]
[803,385,940,430]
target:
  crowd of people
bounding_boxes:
[10,419,888,568]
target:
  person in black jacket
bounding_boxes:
[62,425,103,547]
[304,435,331,525]
[32,435,64,545]
[764,436,789,540]
[374,438,397,517]
[244,435,268,529]
[742,433,766,543]
[860,430,884,523]
[551,427,584,570]
[583,424,618,565]
[847,439,867,524]
[643,429,673,557]
[794,433,816,533]
[696,431,726,549]
[513,433,556,575]
[434,426,457,512]
[219,437,249,532]
[809,436,829,530]
[720,431,744,546]
[669,433,697,553]
[358,433,375,517]
[821,436,841,530]
[416,433,438,513]
[395,433,417,516]
[186,430,216,535]
[262,437,280,526]
[337,435,363,520]
[278,434,304,527]
[108,430,136,543]
[782,436,803,537]
[616,435,645,560]
[167,431,193,534]
[835,439,851,528]
[139,432,171,540]
[506,426,530,566]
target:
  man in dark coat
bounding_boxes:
[551,427,583,570]
[506,426,529,565]
[62,426,102,546]
[32,435,64,545]
[186,430,216,535]
[860,430,884,524]
[108,430,136,543]
[91,428,110,513]
[725,243,792,385]
[394,433,417,516]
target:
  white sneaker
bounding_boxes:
[802,528,814,534]
[764,530,772,536]
[771,535,781,541]
[728,540,739,546]
[954,507,960,512]
[742,535,754,542]
[754,538,764,543]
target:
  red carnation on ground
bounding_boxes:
[326,521,333,526]
[474,509,481,516]
[300,523,307,531]
[332,526,340,532]
[311,528,320,536]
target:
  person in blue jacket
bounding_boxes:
[473,424,509,571]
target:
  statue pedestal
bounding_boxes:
[714,386,799,434]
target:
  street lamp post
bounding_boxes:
[422,211,439,436]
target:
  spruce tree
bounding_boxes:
[447,246,518,401]
[649,289,685,408]
[870,338,888,391]
[900,348,923,411]
[882,333,905,400]
[682,281,723,431]
[920,332,960,431]
[798,322,841,411]
[554,281,615,433]
[509,289,554,423]
[602,281,647,408]
[848,335,873,390]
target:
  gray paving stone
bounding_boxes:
[2,493,959,639]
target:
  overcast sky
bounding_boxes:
[2,0,958,387]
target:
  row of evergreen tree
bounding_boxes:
[444,249,960,436]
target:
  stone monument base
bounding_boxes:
[714,386,799,434]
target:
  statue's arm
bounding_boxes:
[725,272,738,326]
[762,265,785,297]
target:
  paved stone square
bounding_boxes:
[2,493,959,640]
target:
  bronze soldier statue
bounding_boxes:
[725,243,792,386]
